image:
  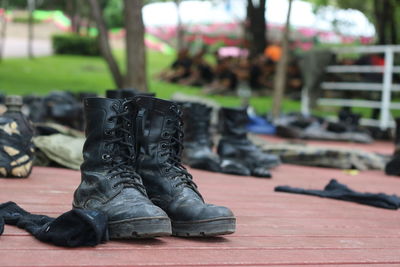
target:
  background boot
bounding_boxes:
[73,97,171,239]
[134,96,235,237]
[385,118,400,176]
[106,88,155,99]
[181,102,221,172]
[218,107,281,178]
[0,95,34,178]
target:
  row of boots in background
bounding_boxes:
[385,118,400,176]
[106,88,281,178]
[181,102,280,178]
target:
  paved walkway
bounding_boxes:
[0,139,399,266]
[2,37,52,58]
[1,21,60,58]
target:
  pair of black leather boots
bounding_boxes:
[182,103,281,178]
[73,95,236,239]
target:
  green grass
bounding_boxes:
[0,51,302,114]
[2,51,396,117]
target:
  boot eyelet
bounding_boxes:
[161,143,167,149]
[102,154,111,161]
[166,119,172,125]
[162,132,169,138]
[107,118,114,123]
[104,130,112,136]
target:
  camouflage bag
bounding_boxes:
[33,134,84,170]
[0,96,34,178]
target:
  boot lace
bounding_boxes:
[104,101,146,195]
[161,105,203,199]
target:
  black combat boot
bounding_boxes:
[181,102,221,172]
[0,95,35,178]
[385,118,400,176]
[134,96,235,237]
[217,107,281,178]
[106,88,155,99]
[73,97,171,239]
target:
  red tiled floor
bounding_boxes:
[0,140,400,266]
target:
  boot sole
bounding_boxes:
[189,159,222,172]
[172,217,236,237]
[109,217,172,239]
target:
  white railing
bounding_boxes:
[301,45,400,130]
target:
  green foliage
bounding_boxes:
[0,51,302,115]
[52,34,101,56]
[12,16,42,24]
[5,0,66,10]
[307,0,374,20]
[103,0,124,28]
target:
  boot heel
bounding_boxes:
[109,217,172,239]
[172,217,236,237]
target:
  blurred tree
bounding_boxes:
[145,0,186,50]
[246,0,267,58]
[124,0,147,91]
[0,0,8,61]
[103,0,124,28]
[27,0,34,58]
[89,0,148,91]
[174,0,184,50]
[272,0,292,119]
[88,0,123,88]
[307,0,400,45]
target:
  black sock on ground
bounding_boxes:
[0,201,108,247]
[275,179,400,210]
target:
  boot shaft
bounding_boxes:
[133,96,201,197]
[133,97,184,177]
[182,102,212,144]
[81,97,135,172]
[134,96,182,148]
[106,88,155,99]
[219,107,248,139]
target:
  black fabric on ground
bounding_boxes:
[385,156,400,176]
[0,201,108,247]
[0,216,3,235]
[275,179,400,210]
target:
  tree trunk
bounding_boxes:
[27,0,35,59]
[373,0,394,45]
[388,0,397,44]
[0,0,8,62]
[66,0,80,34]
[123,0,147,91]
[246,0,267,59]
[175,0,184,51]
[88,0,123,88]
[271,0,292,119]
